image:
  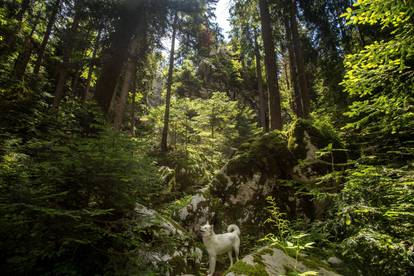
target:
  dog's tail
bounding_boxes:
[227,224,240,236]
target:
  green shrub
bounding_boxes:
[341,229,413,276]
[328,165,414,275]
[0,99,162,275]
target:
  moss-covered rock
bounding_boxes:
[174,132,299,246]
[288,119,347,183]
[174,120,347,251]
[226,261,268,276]
[288,119,342,159]
[174,193,212,234]
[131,203,203,274]
[225,246,340,276]
[226,131,295,179]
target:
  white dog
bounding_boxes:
[200,222,240,276]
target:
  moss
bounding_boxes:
[269,244,337,273]
[288,119,345,161]
[288,119,347,180]
[252,254,264,267]
[256,247,274,257]
[163,195,193,217]
[215,172,230,187]
[226,131,295,179]
[210,172,232,198]
[226,261,269,276]
[210,174,241,201]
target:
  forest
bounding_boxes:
[0,0,413,275]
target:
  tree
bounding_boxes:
[258,0,282,130]
[297,0,352,117]
[0,0,32,56]
[113,24,149,130]
[94,0,147,115]
[284,0,310,118]
[33,0,62,76]
[161,13,178,152]
[341,0,414,159]
[83,27,102,101]
[53,0,82,107]
[253,28,268,131]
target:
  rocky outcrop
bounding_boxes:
[174,120,346,240]
[132,203,203,275]
[225,246,340,276]
[288,119,347,183]
[174,131,295,238]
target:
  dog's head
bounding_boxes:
[200,222,214,237]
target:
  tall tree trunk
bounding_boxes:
[13,13,40,79]
[53,1,81,108]
[258,0,282,130]
[161,14,178,152]
[83,28,102,101]
[15,0,31,23]
[253,29,268,132]
[13,37,34,80]
[289,0,310,117]
[113,36,141,130]
[71,28,92,98]
[33,0,61,76]
[94,0,143,115]
[284,12,303,118]
[130,57,139,136]
[2,0,31,55]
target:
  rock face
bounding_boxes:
[288,119,347,183]
[132,203,203,275]
[174,131,295,239]
[226,246,340,276]
[174,120,345,241]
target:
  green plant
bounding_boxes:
[327,164,414,275]
[146,92,259,194]
[341,0,414,162]
[261,197,315,272]
[263,196,290,240]
[0,99,163,275]
[286,234,316,270]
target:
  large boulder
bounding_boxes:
[174,120,346,242]
[174,132,300,241]
[288,119,347,183]
[225,246,340,276]
[132,203,203,275]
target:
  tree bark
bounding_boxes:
[15,0,31,23]
[33,0,61,76]
[94,0,143,116]
[2,0,31,55]
[113,37,141,130]
[13,37,34,80]
[253,29,268,132]
[258,0,282,130]
[161,14,178,152]
[83,28,102,101]
[130,57,139,136]
[289,0,310,117]
[53,1,81,108]
[12,13,40,80]
[284,12,303,118]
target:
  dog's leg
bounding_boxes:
[228,251,233,267]
[208,255,216,276]
[234,240,240,261]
